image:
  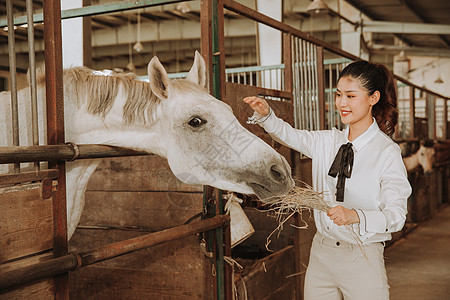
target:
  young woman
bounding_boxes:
[244,60,412,300]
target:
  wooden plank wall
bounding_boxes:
[0,183,55,299]
[69,155,214,299]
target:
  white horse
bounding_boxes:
[401,141,435,174]
[0,51,294,238]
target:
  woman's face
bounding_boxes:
[335,76,378,127]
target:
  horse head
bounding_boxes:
[417,140,435,175]
[147,51,294,201]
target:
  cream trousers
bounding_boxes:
[304,233,389,300]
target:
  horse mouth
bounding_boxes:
[248,182,277,202]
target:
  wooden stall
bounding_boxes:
[1,1,230,299]
[69,155,214,299]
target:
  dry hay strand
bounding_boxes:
[265,181,331,213]
[262,181,330,251]
[262,180,366,263]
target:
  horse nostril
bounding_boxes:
[270,164,286,183]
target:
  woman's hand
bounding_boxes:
[243,96,271,116]
[327,205,360,226]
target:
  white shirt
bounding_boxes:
[257,110,412,245]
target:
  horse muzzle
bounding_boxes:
[247,155,294,202]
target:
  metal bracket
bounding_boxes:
[42,179,53,199]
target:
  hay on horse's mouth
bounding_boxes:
[264,181,330,214]
[261,181,330,251]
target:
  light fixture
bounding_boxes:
[395,50,409,62]
[307,0,329,14]
[176,2,191,14]
[434,60,444,84]
[434,77,444,84]
[133,11,143,53]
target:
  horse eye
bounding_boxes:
[188,117,207,127]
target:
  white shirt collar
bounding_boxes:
[343,118,380,152]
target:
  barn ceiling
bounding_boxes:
[0,0,449,75]
[344,0,450,50]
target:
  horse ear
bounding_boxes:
[186,51,206,88]
[148,56,171,100]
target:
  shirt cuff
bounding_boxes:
[247,108,273,125]
[356,209,388,235]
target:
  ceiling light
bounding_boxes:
[176,2,191,14]
[307,0,329,14]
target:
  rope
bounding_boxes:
[224,256,247,300]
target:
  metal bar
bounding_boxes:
[0,169,59,186]
[307,42,313,130]
[223,0,360,61]
[0,0,189,27]
[299,39,305,129]
[0,144,150,164]
[444,99,448,139]
[292,36,299,128]
[269,69,272,89]
[409,86,415,138]
[43,0,68,297]
[209,0,227,298]
[225,64,285,74]
[26,0,39,171]
[317,46,325,130]
[6,0,20,172]
[298,38,303,129]
[311,44,318,130]
[328,63,333,129]
[0,215,230,292]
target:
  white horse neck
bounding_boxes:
[402,153,419,172]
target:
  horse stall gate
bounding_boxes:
[1,1,231,299]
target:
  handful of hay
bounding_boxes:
[265,181,331,213]
[263,180,365,258]
[262,181,331,250]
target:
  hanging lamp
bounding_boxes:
[307,0,329,14]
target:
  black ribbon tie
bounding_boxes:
[328,142,354,202]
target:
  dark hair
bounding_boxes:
[339,60,398,136]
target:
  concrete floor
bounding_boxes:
[385,204,450,300]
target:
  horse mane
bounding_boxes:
[36,67,206,126]
[37,67,161,126]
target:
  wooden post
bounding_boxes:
[43,0,68,298]
[427,93,436,140]
[82,0,92,67]
[316,46,326,130]
[283,32,293,94]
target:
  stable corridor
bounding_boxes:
[385,204,450,300]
